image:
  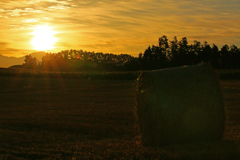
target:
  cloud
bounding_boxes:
[0,46,34,57]
[0,0,73,18]
[0,0,240,56]
[22,18,39,23]
[0,42,9,46]
[53,0,239,54]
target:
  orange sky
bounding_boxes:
[0,0,240,57]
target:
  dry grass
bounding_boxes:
[0,75,239,159]
[220,80,240,142]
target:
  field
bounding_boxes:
[0,73,240,159]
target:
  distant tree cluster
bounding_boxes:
[24,50,141,71]
[23,35,240,71]
[139,36,240,70]
[23,55,39,69]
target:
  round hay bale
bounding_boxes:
[136,64,225,146]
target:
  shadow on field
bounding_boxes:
[160,140,240,160]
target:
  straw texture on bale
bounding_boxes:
[136,64,225,146]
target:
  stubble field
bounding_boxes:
[0,74,239,160]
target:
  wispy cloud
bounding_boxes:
[0,0,239,56]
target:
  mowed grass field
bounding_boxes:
[0,74,239,160]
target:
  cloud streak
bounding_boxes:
[0,0,239,56]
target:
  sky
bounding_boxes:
[0,0,240,57]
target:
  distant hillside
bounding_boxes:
[0,54,25,68]
[0,52,46,68]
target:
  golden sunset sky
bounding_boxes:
[0,0,240,57]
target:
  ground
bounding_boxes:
[0,75,239,160]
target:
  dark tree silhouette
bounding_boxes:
[169,37,194,66]
[210,44,221,68]
[23,55,38,69]
[139,35,169,70]
[220,44,230,68]
[22,35,240,71]
[39,50,140,71]
[140,35,240,69]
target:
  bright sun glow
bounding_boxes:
[31,25,57,51]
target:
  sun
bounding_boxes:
[31,25,58,51]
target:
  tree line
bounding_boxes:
[23,35,240,71]
[23,50,141,71]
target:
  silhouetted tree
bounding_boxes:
[23,55,38,69]
[40,50,141,71]
[140,46,155,69]
[24,35,240,71]
[170,37,194,66]
[169,36,179,62]
[199,41,212,63]
[141,35,240,69]
[210,44,221,68]
[139,36,169,69]
[42,53,70,71]
[157,35,169,67]
[229,45,240,68]
[220,44,230,68]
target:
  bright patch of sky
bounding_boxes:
[0,0,239,57]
